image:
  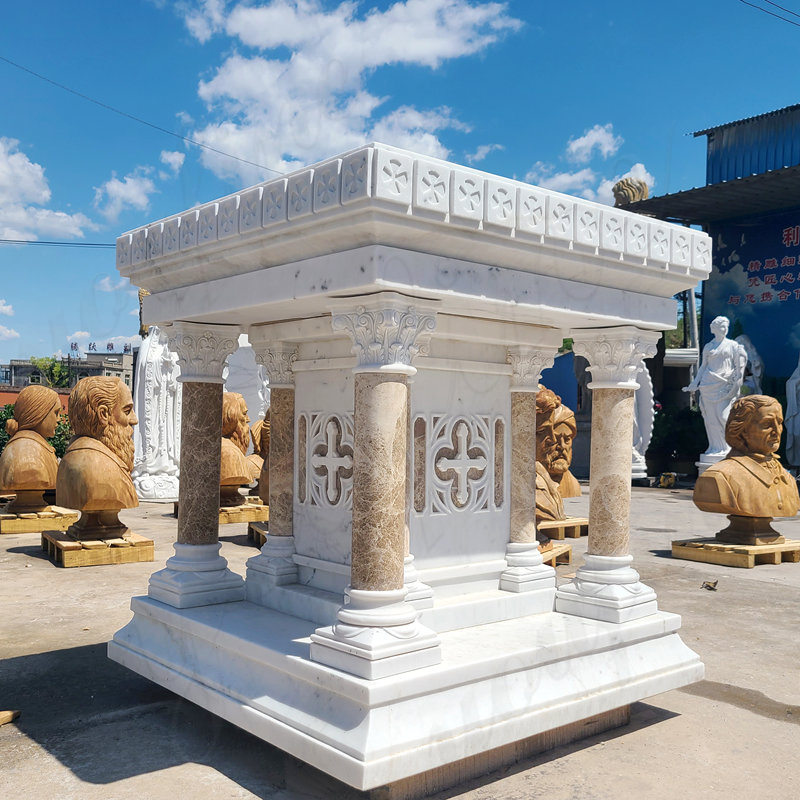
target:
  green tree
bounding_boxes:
[29,356,71,388]
[0,404,72,458]
[0,404,13,454]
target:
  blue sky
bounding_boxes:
[1,0,799,364]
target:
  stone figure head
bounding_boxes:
[251,413,271,460]
[726,395,783,457]
[535,387,561,471]
[710,316,730,338]
[551,403,577,477]
[69,377,138,470]
[222,392,250,455]
[6,385,61,440]
[612,177,649,207]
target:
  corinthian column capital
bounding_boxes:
[166,321,240,384]
[571,327,660,390]
[329,293,439,375]
[248,333,298,388]
[507,345,558,392]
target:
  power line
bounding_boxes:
[761,0,800,19]
[738,0,800,27]
[0,53,285,176]
[0,238,115,248]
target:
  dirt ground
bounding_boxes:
[1,488,799,800]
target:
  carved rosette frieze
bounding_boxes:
[571,327,660,390]
[507,346,557,392]
[331,296,438,375]
[166,322,240,384]
[250,341,298,388]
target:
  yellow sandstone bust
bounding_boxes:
[0,385,61,513]
[693,395,800,545]
[534,387,567,527]
[550,401,582,498]
[220,392,252,507]
[56,376,139,538]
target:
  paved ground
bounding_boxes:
[1,488,799,800]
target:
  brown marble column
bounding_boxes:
[555,327,660,623]
[246,338,298,590]
[500,346,558,594]
[148,321,245,609]
[310,294,441,679]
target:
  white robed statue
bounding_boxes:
[683,315,747,466]
[632,362,655,480]
[786,352,800,468]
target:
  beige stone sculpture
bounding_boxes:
[57,376,139,539]
[535,387,567,526]
[693,395,800,545]
[248,412,270,493]
[0,386,61,513]
[551,401,582,498]
[220,392,251,507]
[612,176,649,206]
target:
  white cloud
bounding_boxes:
[175,0,522,183]
[130,308,140,316]
[93,168,157,222]
[526,162,597,197]
[0,299,13,316]
[0,324,19,341]
[160,150,186,173]
[566,123,623,164]
[96,276,130,292]
[0,138,93,241]
[465,143,503,164]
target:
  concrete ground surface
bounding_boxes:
[1,487,799,800]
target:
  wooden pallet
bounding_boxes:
[538,517,588,540]
[1,507,79,534]
[541,540,572,567]
[248,521,269,547]
[173,499,270,525]
[41,530,154,568]
[672,537,800,569]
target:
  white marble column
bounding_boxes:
[246,336,299,591]
[500,346,559,597]
[555,327,660,623]
[148,321,245,608]
[310,294,442,679]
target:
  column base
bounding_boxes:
[499,541,557,595]
[148,543,245,609]
[555,553,657,623]
[310,588,441,679]
[245,534,299,596]
[404,554,434,609]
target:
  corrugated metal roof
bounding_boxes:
[693,103,800,137]
[619,164,800,225]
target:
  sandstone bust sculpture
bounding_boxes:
[684,316,747,464]
[693,395,800,545]
[248,412,270,486]
[220,392,252,506]
[56,376,139,538]
[550,400,581,498]
[0,385,61,513]
[534,387,567,527]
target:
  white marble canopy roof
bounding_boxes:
[117,143,711,333]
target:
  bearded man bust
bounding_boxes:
[550,402,582,498]
[534,387,567,528]
[56,376,139,539]
[694,394,800,545]
[220,392,252,507]
[0,385,61,513]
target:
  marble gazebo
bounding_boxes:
[110,144,706,793]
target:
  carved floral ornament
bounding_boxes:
[507,347,557,391]
[250,342,298,387]
[166,322,240,384]
[572,329,660,389]
[332,302,437,374]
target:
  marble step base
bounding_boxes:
[0,507,79,534]
[109,597,703,792]
[672,537,800,568]
[42,530,154,568]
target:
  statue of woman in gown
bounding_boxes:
[683,316,747,463]
[786,352,800,468]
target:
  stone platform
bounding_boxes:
[0,507,79,534]
[672,537,800,568]
[109,598,702,793]
[42,530,154,568]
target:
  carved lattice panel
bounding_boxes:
[299,412,355,509]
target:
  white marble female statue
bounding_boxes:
[734,334,764,395]
[683,316,747,464]
[132,326,182,500]
[786,352,800,467]
[632,362,655,479]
